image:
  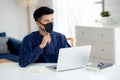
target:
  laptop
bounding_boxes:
[47,45,91,72]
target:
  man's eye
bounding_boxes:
[44,19,49,22]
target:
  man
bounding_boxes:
[19,6,71,67]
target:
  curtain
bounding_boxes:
[52,0,101,37]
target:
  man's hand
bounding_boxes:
[39,33,51,49]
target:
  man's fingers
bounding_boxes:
[46,33,49,35]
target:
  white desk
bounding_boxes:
[0,62,120,80]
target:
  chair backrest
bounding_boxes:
[66,37,74,47]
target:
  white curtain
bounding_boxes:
[52,0,101,37]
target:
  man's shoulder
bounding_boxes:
[23,31,39,40]
[51,31,66,40]
[52,31,65,37]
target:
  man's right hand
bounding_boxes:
[39,33,51,49]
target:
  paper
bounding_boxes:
[27,66,55,73]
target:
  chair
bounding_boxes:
[66,37,74,47]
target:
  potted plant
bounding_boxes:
[100,11,111,24]
[100,11,110,17]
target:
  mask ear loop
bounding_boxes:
[38,21,48,35]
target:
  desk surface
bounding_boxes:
[0,62,120,80]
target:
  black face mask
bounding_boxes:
[39,22,53,33]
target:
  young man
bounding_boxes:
[19,6,71,67]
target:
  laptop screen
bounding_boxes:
[56,45,91,71]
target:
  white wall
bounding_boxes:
[0,0,53,39]
[105,0,120,24]
[0,0,28,40]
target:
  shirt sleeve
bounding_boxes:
[19,37,43,67]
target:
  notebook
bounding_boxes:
[47,45,91,72]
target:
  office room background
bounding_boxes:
[0,0,120,40]
[1,1,120,80]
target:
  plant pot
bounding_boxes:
[102,17,109,24]
[102,17,117,25]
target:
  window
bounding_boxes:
[53,0,102,37]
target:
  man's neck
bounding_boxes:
[39,28,46,36]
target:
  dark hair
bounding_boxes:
[33,6,54,21]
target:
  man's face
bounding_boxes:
[37,14,53,30]
[40,14,53,24]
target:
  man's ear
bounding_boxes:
[36,21,40,26]
[36,21,44,30]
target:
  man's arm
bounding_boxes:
[19,37,43,67]
[19,34,51,67]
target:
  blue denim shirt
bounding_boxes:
[19,31,70,67]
